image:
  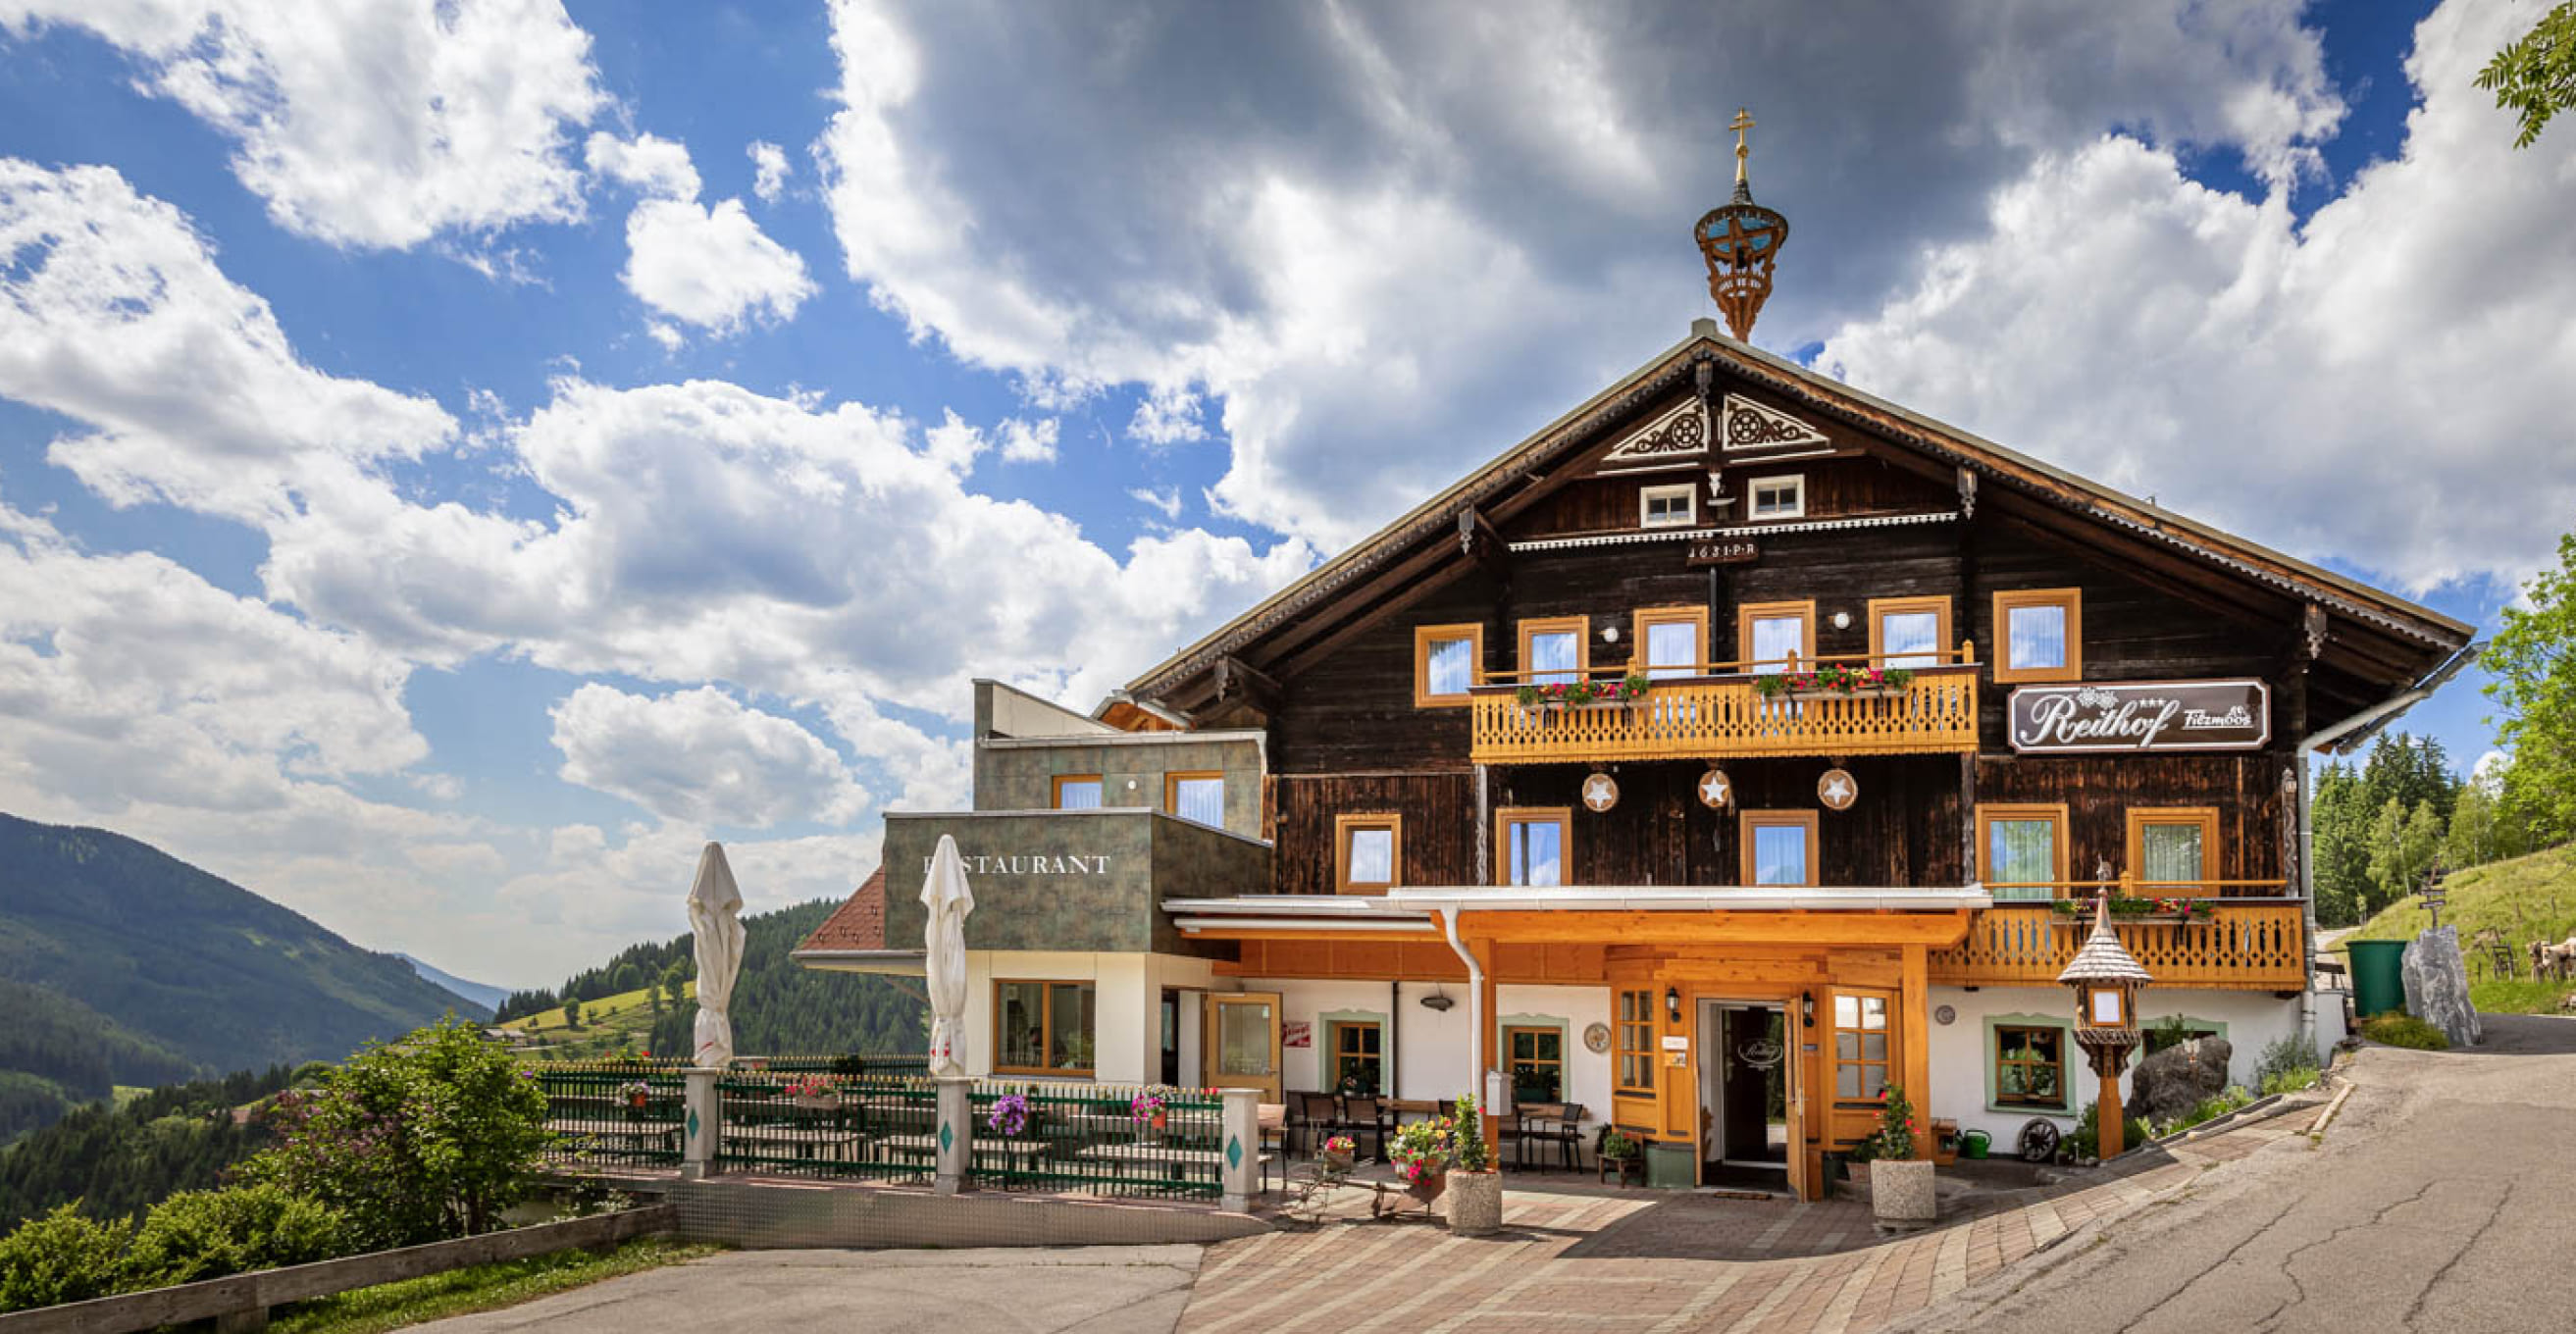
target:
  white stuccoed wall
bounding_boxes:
[958,949,1228,1084]
[1250,978,1614,1131]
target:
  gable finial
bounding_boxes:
[1695,107,1789,340]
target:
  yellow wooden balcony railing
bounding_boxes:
[1468,662,1980,764]
[1928,898,2307,991]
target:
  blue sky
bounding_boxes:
[0,0,2567,986]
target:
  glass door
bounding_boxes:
[1202,992,1282,1102]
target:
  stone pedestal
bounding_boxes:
[1219,1089,1262,1213]
[2401,926,2482,1048]
[680,1068,722,1180]
[934,1076,972,1196]
[1870,1158,1936,1229]
[1446,1168,1503,1236]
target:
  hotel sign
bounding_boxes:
[2007,679,2271,753]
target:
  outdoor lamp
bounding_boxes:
[2059,893,2151,1158]
[1665,986,1681,1019]
[1800,994,1816,1028]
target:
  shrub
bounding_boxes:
[2260,1065,2322,1097]
[240,1018,550,1249]
[2065,1100,2148,1161]
[125,1184,350,1288]
[2359,1013,2449,1050]
[2254,1033,2322,1084]
[0,1204,132,1312]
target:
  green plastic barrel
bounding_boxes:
[2348,939,2408,1017]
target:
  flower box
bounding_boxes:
[790,1094,844,1109]
[1784,685,1903,700]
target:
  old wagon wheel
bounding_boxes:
[2018,1118,2062,1163]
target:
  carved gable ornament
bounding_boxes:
[1597,398,1708,472]
[1721,393,1829,454]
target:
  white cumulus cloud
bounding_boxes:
[549,684,872,828]
[747,140,792,202]
[588,132,815,338]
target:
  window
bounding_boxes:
[1505,1025,1565,1103]
[1496,807,1571,887]
[1976,802,2069,901]
[1749,474,1804,521]
[1632,605,1709,680]
[1616,990,1656,1093]
[1334,813,1402,894]
[1165,772,1224,827]
[1994,1025,2067,1108]
[1832,991,1892,1103]
[1326,1019,1382,1095]
[995,980,1096,1074]
[1518,615,1587,687]
[1052,774,1104,809]
[1639,482,1697,529]
[1739,809,1819,887]
[1993,588,2083,684]
[1868,595,1951,670]
[1414,623,1483,707]
[1735,599,1815,673]
[2127,807,2219,891]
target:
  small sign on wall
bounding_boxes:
[1281,1020,1312,1050]
[1660,1035,1690,1052]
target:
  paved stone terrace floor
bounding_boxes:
[1181,1107,2318,1334]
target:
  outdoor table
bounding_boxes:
[1073,1142,1270,1192]
[543,1117,683,1157]
[879,1133,1050,1176]
[723,1123,872,1163]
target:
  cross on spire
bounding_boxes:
[1730,107,1755,187]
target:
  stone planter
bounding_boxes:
[1870,1158,1936,1229]
[1840,1159,1871,1203]
[1446,1168,1503,1236]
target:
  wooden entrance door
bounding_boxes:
[1202,992,1282,1101]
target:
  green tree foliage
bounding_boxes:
[0,1204,131,1312]
[239,1019,547,1248]
[2478,1,2576,147]
[2358,733,2459,825]
[123,1184,348,1288]
[610,961,644,995]
[2365,799,2447,918]
[644,900,923,1061]
[493,989,558,1024]
[2311,761,2372,926]
[561,998,583,1029]
[660,961,689,1009]
[0,1067,294,1230]
[2486,532,2576,847]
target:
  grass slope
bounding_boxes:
[270,1237,723,1334]
[514,982,698,1059]
[2344,844,2576,1013]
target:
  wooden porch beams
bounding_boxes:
[1453,908,1975,948]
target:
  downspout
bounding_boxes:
[1438,907,1491,1150]
[2293,643,2480,1046]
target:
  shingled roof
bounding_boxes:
[798,866,886,953]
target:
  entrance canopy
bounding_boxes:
[1166,884,1989,949]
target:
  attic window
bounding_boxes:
[1749,475,1804,521]
[1639,483,1697,529]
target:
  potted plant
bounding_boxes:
[1596,1127,1642,1186]
[987,1092,1032,1139]
[1511,675,1654,712]
[782,1073,840,1109]
[1130,1087,1170,1144]
[1443,1096,1503,1236]
[1752,664,1914,699]
[1319,1134,1357,1172]
[617,1079,652,1120]
[1387,1107,1458,1207]
[1861,1083,1935,1228]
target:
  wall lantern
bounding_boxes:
[1799,994,1816,1029]
[2058,893,2152,1158]
[1665,986,1681,1020]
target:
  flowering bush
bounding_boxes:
[617,1079,653,1109]
[780,1074,837,1101]
[987,1093,1031,1137]
[1513,675,1654,708]
[1851,1082,1919,1162]
[1321,1135,1356,1155]
[1386,1114,1455,1184]
[1752,664,1913,697]
[1129,1088,1167,1122]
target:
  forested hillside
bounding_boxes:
[0,1067,295,1229]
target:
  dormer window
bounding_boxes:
[1640,483,1697,529]
[1749,474,1804,521]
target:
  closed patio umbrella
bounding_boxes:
[688,842,747,1069]
[922,835,976,1078]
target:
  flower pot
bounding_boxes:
[1787,686,1902,701]
[1320,1148,1355,1173]
[1446,1168,1503,1236]
[1404,1168,1448,1206]
[1870,1158,1936,1227]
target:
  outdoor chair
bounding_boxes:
[1343,1095,1389,1159]
[1528,1103,1586,1171]
[1295,1091,1338,1156]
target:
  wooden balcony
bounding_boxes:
[1468,662,1980,765]
[1928,898,2307,991]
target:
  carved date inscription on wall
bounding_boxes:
[1685,538,1759,567]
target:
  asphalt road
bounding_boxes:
[1890,1013,2576,1334]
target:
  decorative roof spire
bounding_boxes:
[1695,106,1789,340]
[2057,893,2153,987]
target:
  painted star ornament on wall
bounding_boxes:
[1698,767,1732,809]
[1818,768,1858,810]
[1582,772,1621,813]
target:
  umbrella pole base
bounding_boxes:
[934,1076,974,1195]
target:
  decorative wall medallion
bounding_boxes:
[1933,1004,1957,1026]
[1598,398,1709,471]
[1581,772,1621,813]
[1817,768,1858,810]
[1721,393,1829,453]
[1583,1022,1613,1053]
[1697,767,1733,809]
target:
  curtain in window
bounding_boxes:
[1749,616,1804,673]
[2138,824,2206,888]
[1752,824,1807,885]
[1880,611,1939,669]
[1172,777,1223,827]
[1509,819,1563,886]
[1426,636,1474,694]
[1529,632,1578,685]
[2007,604,2067,670]
[1987,819,2057,900]
[1346,828,1394,884]
[1049,983,1096,1070]
[1645,621,1697,679]
[998,982,1045,1069]
[1055,780,1102,810]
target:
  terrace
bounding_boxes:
[1467,653,1981,766]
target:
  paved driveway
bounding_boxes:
[1889,1013,2576,1333]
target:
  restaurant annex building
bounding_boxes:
[797,178,2471,1198]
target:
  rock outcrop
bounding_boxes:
[2401,925,2482,1048]
[2129,1036,2234,1124]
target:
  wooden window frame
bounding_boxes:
[1051,774,1105,809]
[1992,1023,2069,1110]
[1748,473,1805,521]
[1615,989,1656,1094]
[1412,622,1484,707]
[1992,588,2084,684]
[1494,805,1574,887]
[1638,482,1698,529]
[992,979,1097,1077]
[1504,1024,1566,1103]
[1976,802,2071,899]
[1866,594,1953,667]
[1517,614,1589,684]
[1325,1018,1384,1095]
[1734,599,1817,671]
[1738,808,1821,888]
[1163,771,1224,826]
[1831,989,1894,1107]
[2126,806,2221,892]
[1334,812,1404,895]
[1632,604,1710,677]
